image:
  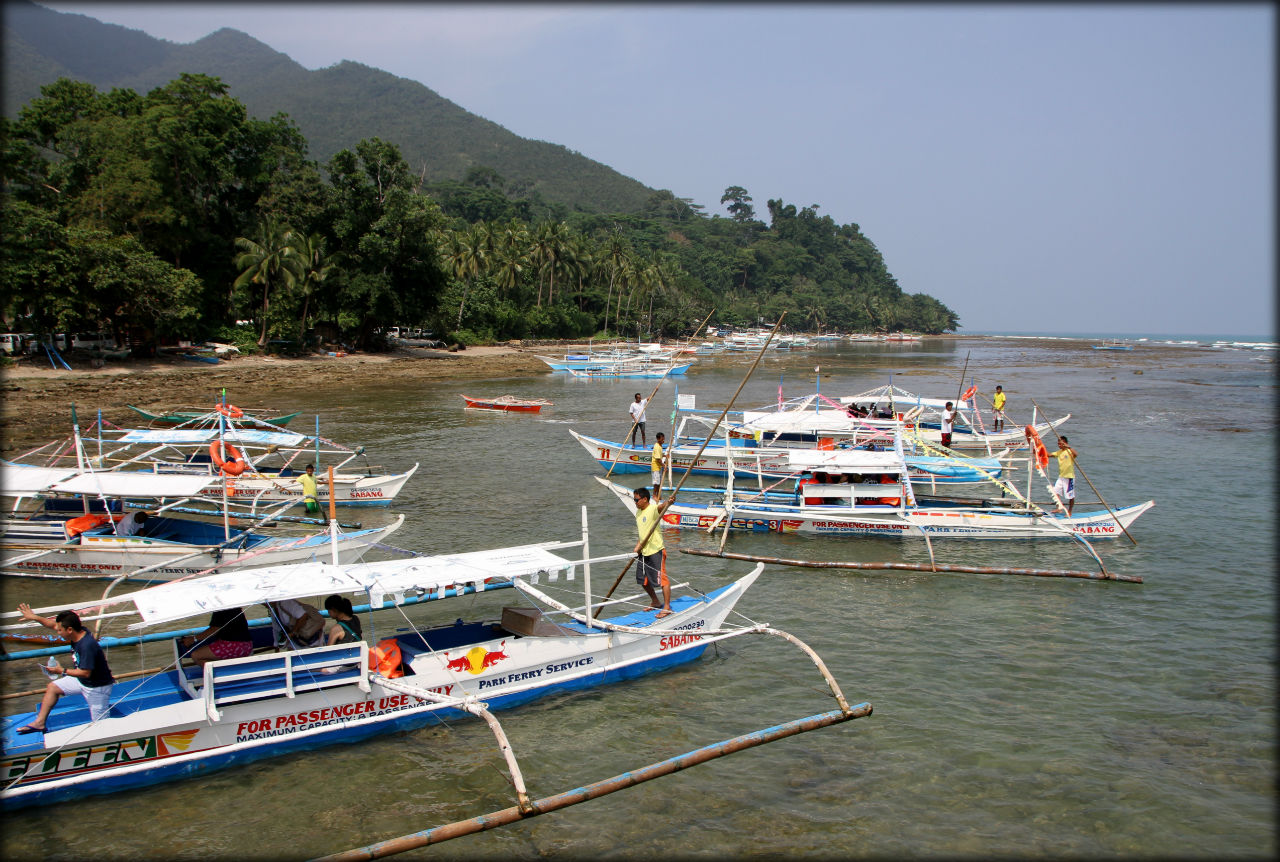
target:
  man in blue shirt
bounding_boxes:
[16,604,115,733]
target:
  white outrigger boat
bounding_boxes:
[569,429,1006,489]
[840,384,1068,452]
[1,463,403,580]
[11,419,417,509]
[0,511,863,812]
[595,444,1154,541]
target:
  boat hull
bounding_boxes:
[598,478,1153,540]
[1,516,404,580]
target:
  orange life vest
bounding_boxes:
[369,638,403,679]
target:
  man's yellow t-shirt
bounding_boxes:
[1053,449,1075,479]
[992,391,1006,411]
[651,441,664,472]
[635,504,665,555]
[298,472,318,499]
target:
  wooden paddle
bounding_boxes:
[1030,398,1138,546]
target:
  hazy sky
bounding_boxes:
[39,3,1275,337]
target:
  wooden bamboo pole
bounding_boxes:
[596,314,787,612]
[311,703,872,862]
[680,548,1142,583]
[2,664,168,700]
[1029,397,1138,546]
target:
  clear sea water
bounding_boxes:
[2,334,1274,859]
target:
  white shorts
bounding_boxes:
[1054,477,1075,501]
[651,470,662,485]
[55,675,114,721]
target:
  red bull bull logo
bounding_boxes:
[442,641,511,674]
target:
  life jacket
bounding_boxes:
[65,513,117,538]
[369,638,403,679]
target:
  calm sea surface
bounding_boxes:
[3,336,1275,859]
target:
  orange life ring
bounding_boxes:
[216,404,244,419]
[210,441,248,476]
[369,638,404,679]
[961,385,977,402]
[1024,425,1049,470]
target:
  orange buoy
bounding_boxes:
[216,404,244,419]
[210,441,248,476]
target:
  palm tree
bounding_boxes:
[601,231,630,336]
[234,219,302,348]
[290,233,334,344]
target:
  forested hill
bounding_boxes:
[1,0,655,213]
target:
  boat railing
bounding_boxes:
[197,641,371,722]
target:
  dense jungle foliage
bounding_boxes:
[1,74,958,352]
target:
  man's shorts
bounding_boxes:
[635,549,667,589]
[651,469,662,485]
[1054,477,1075,500]
[54,676,113,721]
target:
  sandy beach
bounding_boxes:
[0,344,546,456]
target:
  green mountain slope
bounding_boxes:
[2,0,655,213]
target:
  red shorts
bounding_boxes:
[209,640,253,659]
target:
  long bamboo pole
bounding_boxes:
[312,702,872,862]
[595,314,787,612]
[680,548,1142,583]
[2,664,168,700]
[1029,397,1137,546]
[604,369,675,481]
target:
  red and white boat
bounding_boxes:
[460,395,552,413]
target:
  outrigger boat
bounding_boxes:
[568,429,1006,489]
[461,395,552,413]
[595,444,1154,541]
[567,362,693,379]
[127,405,302,427]
[10,420,417,510]
[838,385,1069,452]
[1,463,404,581]
[0,511,857,812]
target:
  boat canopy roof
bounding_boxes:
[52,471,216,498]
[1,462,215,497]
[842,385,958,410]
[113,428,309,446]
[785,448,906,472]
[126,544,575,627]
[1,462,81,496]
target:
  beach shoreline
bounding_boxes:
[0,333,1228,456]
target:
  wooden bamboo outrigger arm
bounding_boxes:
[680,548,1142,583]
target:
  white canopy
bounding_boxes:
[51,471,216,498]
[785,448,906,472]
[0,462,80,496]
[126,544,575,627]
[114,428,309,446]
[739,409,871,434]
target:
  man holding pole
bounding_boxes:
[1050,435,1079,516]
[651,432,667,501]
[632,487,672,618]
[628,393,648,446]
[992,385,1007,432]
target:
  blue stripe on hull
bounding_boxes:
[2,646,707,810]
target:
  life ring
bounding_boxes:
[961,385,978,402]
[210,441,248,476]
[65,513,116,538]
[216,404,244,419]
[1024,425,1049,470]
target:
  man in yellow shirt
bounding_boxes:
[297,463,319,514]
[632,487,672,618]
[651,432,666,501]
[1049,436,1078,515]
[992,385,1007,432]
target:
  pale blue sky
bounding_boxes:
[38,3,1275,337]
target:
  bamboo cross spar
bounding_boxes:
[1031,397,1138,546]
[595,314,788,615]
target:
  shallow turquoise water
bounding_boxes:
[3,337,1274,859]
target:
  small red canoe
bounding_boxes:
[461,395,552,413]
